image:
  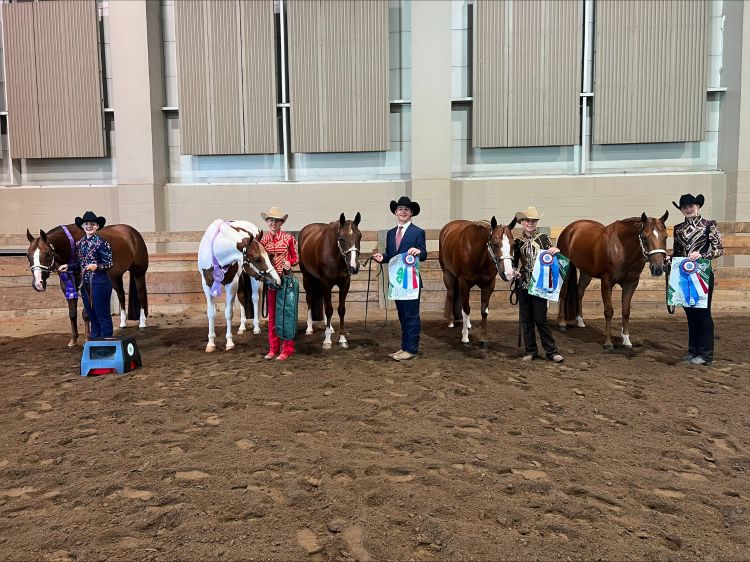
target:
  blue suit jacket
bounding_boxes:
[382,223,428,264]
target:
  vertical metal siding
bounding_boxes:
[473,0,582,148]
[2,2,41,159]
[3,0,104,159]
[593,0,708,144]
[287,0,389,154]
[175,0,276,156]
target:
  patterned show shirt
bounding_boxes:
[76,233,113,281]
[673,215,723,260]
[260,230,299,274]
[513,231,553,290]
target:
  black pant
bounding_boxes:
[518,290,557,356]
[683,272,714,361]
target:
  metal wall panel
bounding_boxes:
[3,0,105,159]
[2,2,41,158]
[175,0,276,156]
[287,0,389,153]
[473,0,582,148]
[593,0,709,144]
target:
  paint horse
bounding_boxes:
[26,224,149,347]
[198,219,280,352]
[299,212,362,349]
[557,212,669,349]
[439,216,516,344]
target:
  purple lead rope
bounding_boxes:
[59,225,79,300]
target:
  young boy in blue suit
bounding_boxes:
[373,196,428,361]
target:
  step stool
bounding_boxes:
[80,336,142,377]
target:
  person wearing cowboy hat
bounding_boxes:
[58,211,114,339]
[511,207,564,363]
[372,196,427,361]
[259,206,299,361]
[671,193,723,365]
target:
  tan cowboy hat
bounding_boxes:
[261,206,288,222]
[515,206,544,221]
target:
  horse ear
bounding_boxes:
[660,210,669,223]
[39,229,48,242]
[255,229,263,241]
[490,216,498,229]
[640,212,648,223]
[26,229,35,243]
[339,212,346,226]
[354,212,361,226]
[509,217,517,230]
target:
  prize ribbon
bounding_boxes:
[678,259,709,306]
[535,251,559,293]
[402,254,419,289]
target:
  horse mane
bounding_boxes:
[618,217,643,224]
[473,220,491,229]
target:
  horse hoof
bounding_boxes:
[238,327,246,335]
[603,344,614,352]
[448,322,454,328]
[577,322,586,328]
[322,342,332,350]
[461,339,470,345]
[558,325,567,331]
[206,344,216,353]
[68,341,77,348]
[305,329,314,335]
[138,324,147,329]
[226,343,235,351]
[119,323,127,329]
[339,341,349,349]
[253,327,261,334]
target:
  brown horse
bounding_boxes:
[299,212,362,349]
[556,212,669,349]
[26,224,149,346]
[439,216,516,344]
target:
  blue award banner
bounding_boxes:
[668,258,711,309]
[528,251,570,302]
[388,253,421,301]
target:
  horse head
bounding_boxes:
[26,228,58,291]
[237,230,282,287]
[488,216,516,282]
[639,211,669,276]
[337,212,362,274]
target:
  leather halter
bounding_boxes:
[638,224,668,260]
[487,225,513,281]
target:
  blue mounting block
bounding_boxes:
[80,336,142,377]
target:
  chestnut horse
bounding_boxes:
[26,224,149,347]
[439,216,516,344]
[556,212,669,349]
[198,220,280,352]
[299,212,362,349]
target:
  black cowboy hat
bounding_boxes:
[389,196,420,217]
[672,193,705,210]
[75,210,106,229]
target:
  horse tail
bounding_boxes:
[308,275,324,322]
[561,262,578,323]
[127,272,141,321]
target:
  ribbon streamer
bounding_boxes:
[678,259,708,307]
[535,251,560,293]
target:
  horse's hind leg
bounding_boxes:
[337,278,350,349]
[237,276,247,334]
[111,275,127,328]
[458,278,472,343]
[600,277,615,350]
[442,270,458,328]
[620,279,639,348]
[67,297,79,347]
[203,284,217,352]
[577,274,592,328]
[132,270,148,328]
[251,277,261,334]
[224,281,238,350]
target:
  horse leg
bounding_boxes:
[302,273,315,335]
[82,304,90,341]
[620,279,639,348]
[459,279,472,344]
[442,270,458,328]
[203,286,217,352]
[236,277,247,335]
[337,278,350,349]
[601,277,615,350]
[67,297,79,347]
[251,277,261,334]
[479,282,494,345]
[224,281,237,350]
[322,287,335,349]
[111,275,127,328]
[577,274,592,328]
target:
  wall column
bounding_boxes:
[109,0,167,231]
[408,0,452,229]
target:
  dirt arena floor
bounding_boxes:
[0,309,748,561]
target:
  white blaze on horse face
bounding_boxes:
[347,246,358,270]
[32,248,43,290]
[501,232,513,279]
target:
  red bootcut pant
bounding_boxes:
[267,288,295,356]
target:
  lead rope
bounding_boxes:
[362,256,388,332]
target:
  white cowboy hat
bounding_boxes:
[260,206,288,222]
[515,206,544,221]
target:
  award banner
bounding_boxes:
[668,258,712,309]
[528,251,570,302]
[388,253,421,301]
